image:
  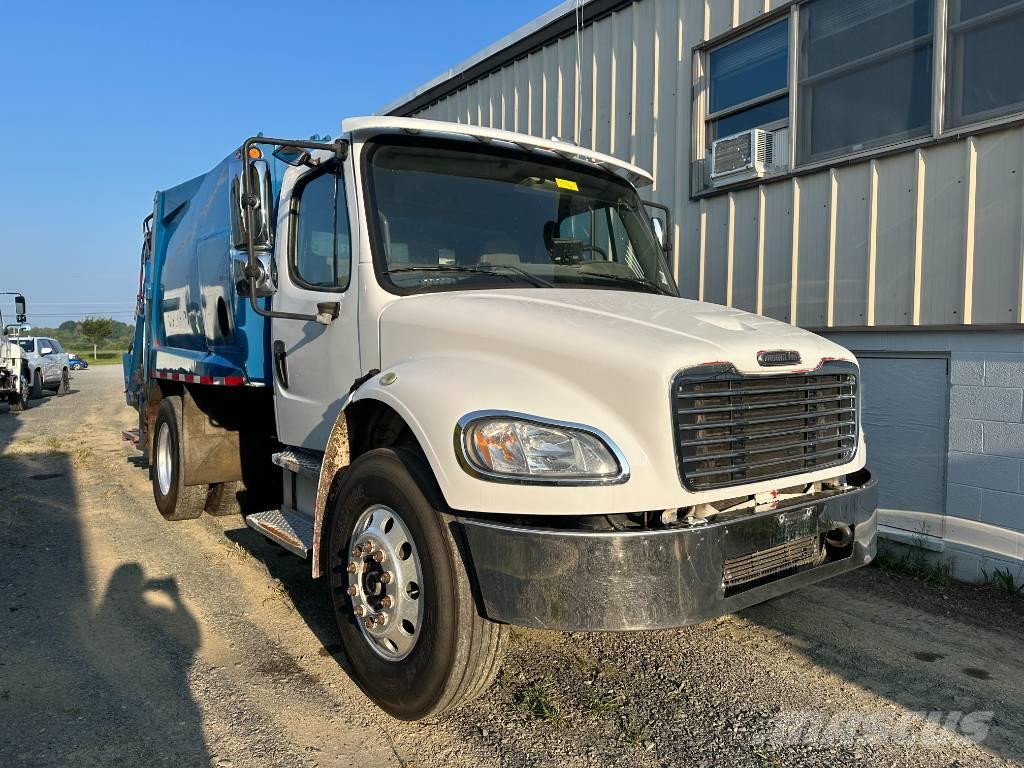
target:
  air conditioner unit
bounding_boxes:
[710,127,789,183]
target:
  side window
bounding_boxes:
[292,170,351,291]
[50,339,64,354]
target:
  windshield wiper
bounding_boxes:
[486,264,553,287]
[574,269,674,296]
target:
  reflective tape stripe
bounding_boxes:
[150,370,251,386]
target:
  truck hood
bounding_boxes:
[378,289,850,377]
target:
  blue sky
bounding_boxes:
[0,0,556,326]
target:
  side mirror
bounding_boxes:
[41,346,54,355]
[231,160,273,251]
[14,294,26,323]
[273,145,313,167]
[643,201,673,255]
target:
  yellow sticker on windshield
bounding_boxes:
[555,178,579,192]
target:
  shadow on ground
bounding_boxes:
[0,406,209,766]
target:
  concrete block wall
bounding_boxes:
[827,330,1024,584]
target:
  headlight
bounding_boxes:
[456,413,627,484]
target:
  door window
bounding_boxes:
[292,170,351,291]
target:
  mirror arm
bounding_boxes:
[240,135,347,324]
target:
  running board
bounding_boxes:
[245,507,314,558]
[272,448,323,479]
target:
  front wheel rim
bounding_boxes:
[345,504,424,661]
[155,422,173,496]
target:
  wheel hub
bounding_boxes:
[347,504,423,660]
[155,422,172,497]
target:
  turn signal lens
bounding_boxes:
[247,146,263,160]
[462,417,620,480]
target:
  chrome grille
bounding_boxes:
[723,535,821,592]
[673,364,858,491]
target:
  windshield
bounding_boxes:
[366,138,677,297]
[16,340,33,352]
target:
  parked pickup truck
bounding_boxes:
[123,117,877,720]
[15,335,70,398]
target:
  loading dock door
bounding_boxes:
[856,355,949,537]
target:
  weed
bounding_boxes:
[496,668,515,689]
[586,693,623,719]
[517,683,561,721]
[982,566,1024,594]
[45,436,61,454]
[873,547,952,585]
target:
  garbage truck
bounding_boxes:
[124,116,877,720]
[1,293,31,412]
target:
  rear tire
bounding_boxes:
[30,370,43,399]
[151,396,206,521]
[326,447,507,720]
[56,368,69,396]
[8,374,29,412]
[205,481,243,516]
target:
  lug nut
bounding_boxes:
[372,550,386,563]
[375,614,388,627]
[361,542,374,555]
[346,585,358,596]
[346,562,359,573]
[380,596,394,609]
[353,605,366,617]
[363,617,376,630]
[379,571,393,584]
[351,546,362,558]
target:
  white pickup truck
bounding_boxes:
[14,336,70,399]
[125,117,877,720]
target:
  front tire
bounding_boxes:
[326,447,507,720]
[151,396,207,520]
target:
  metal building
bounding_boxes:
[381,0,1024,581]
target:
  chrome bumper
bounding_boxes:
[459,471,877,632]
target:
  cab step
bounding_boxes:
[245,507,314,558]
[271,447,323,479]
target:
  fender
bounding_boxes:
[310,353,652,577]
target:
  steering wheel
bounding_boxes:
[580,243,609,260]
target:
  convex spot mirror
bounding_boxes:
[14,294,26,323]
[651,217,667,250]
[273,145,315,167]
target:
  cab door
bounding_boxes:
[271,158,362,450]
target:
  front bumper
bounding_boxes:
[459,470,877,631]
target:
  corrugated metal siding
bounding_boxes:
[400,0,1024,330]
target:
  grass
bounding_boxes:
[873,545,952,585]
[982,566,1024,594]
[586,693,623,719]
[517,683,561,721]
[74,353,125,366]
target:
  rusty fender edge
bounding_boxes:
[458,470,878,632]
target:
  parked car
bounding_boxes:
[68,354,89,370]
[14,336,70,397]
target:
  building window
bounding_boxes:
[707,20,790,143]
[946,0,1024,128]
[797,0,934,164]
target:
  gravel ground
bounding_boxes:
[1,365,1022,767]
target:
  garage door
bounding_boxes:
[856,355,949,537]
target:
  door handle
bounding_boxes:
[273,340,289,389]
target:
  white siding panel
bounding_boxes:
[972,129,1024,324]
[633,0,657,173]
[703,194,730,304]
[874,153,917,326]
[592,15,614,154]
[731,187,759,312]
[611,5,634,159]
[707,0,734,37]
[761,179,793,322]
[795,173,830,327]
[832,165,871,326]
[920,142,968,324]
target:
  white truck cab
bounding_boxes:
[127,117,877,720]
[1,294,32,412]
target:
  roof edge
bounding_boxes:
[379,0,636,118]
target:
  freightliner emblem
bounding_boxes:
[757,350,801,367]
